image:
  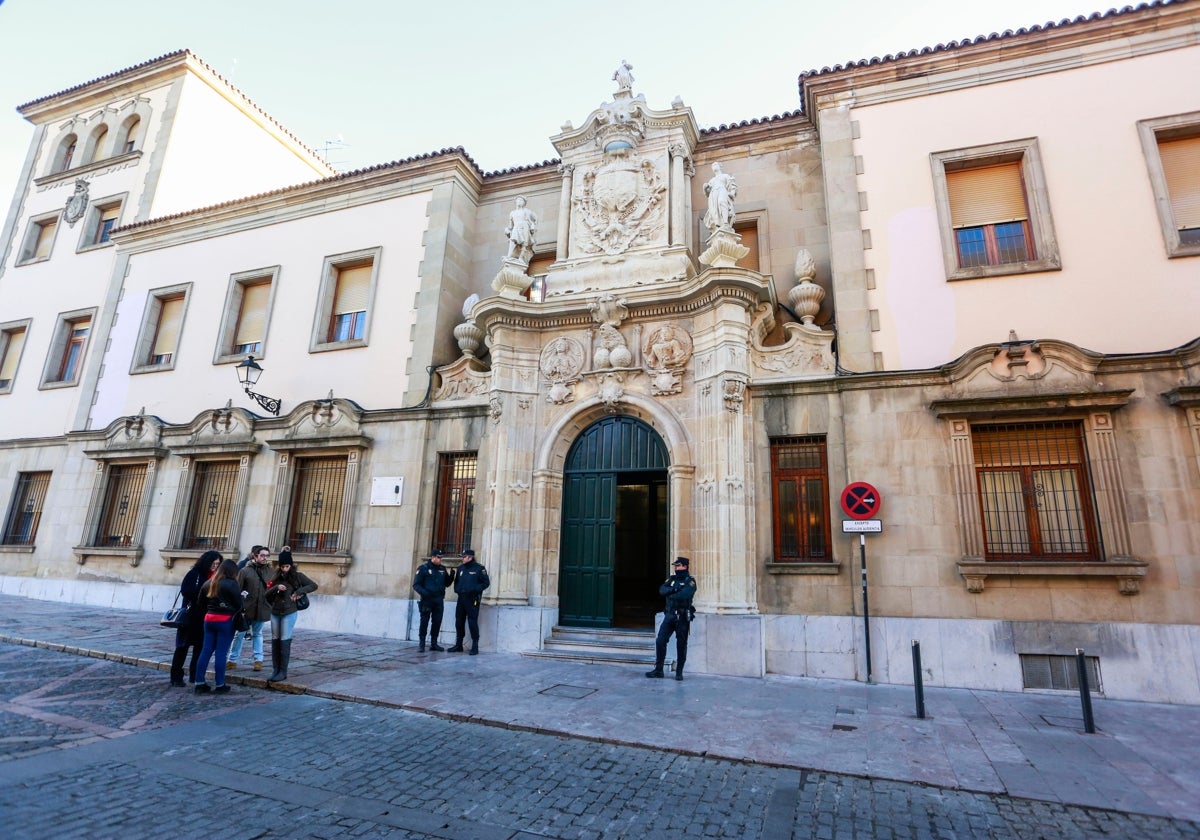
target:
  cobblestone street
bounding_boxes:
[2,643,1197,839]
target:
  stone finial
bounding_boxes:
[787,248,824,327]
[794,249,817,283]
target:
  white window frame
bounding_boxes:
[76,193,127,253]
[214,266,280,365]
[16,212,61,265]
[0,319,33,395]
[309,247,382,353]
[930,138,1060,281]
[1138,111,1200,259]
[131,283,192,374]
[39,307,96,390]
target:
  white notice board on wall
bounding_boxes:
[370,477,404,506]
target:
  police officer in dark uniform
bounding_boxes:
[413,549,455,652]
[449,548,490,655]
[646,556,697,681]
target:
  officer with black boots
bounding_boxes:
[449,549,490,655]
[646,557,697,681]
[413,549,455,652]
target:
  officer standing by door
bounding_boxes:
[449,549,490,655]
[413,549,455,652]
[646,557,696,681]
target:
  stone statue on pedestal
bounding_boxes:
[613,60,634,92]
[505,196,537,264]
[702,163,737,235]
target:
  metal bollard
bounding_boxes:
[911,640,926,719]
[1076,648,1096,734]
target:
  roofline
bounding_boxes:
[17,49,333,176]
[798,0,1197,114]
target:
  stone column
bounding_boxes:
[556,163,574,261]
[948,419,984,559]
[669,144,687,247]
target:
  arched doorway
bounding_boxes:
[559,416,668,628]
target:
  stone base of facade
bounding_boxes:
[3,576,1196,705]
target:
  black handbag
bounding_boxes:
[160,594,189,628]
[295,592,310,611]
[233,610,249,632]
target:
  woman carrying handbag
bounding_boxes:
[169,551,220,687]
[265,547,317,683]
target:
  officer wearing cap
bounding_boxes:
[413,549,455,652]
[646,557,697,681]
[449,549,490,655]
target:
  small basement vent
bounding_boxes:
[1020,654,1101,692]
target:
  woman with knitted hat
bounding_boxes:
[264,547,317,683]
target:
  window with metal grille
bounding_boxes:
[95,463,148,547]
[288,456,348,553]
[2,471,51,546]
[770,436,832,561]
[1020,654,1101,693]
[972,421,1100,561]
[433,452,477,556]
[183,460,239,550]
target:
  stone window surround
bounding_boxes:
[309,246,382,354]
[929,138,1061,281]
[76,191,128,254]
[159,446,259,569]
[38,306,97,390]
[15,210,61,266]
[696,202,771,275]
[1137,110,1200,259]
[73,450,166,567]
[129,282,192,375]
[931,390,1148,595]
[213,266,280,365]
[0,318,32,395]
[264,436,371,576]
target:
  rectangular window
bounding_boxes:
[931,139,1059,280]
[433,452,477,556]
[288,455,348,553]
[2,471,51,546]
[734,219,760,271]
[328,263,371,343]
[215,268,278,364]
[94,205,119,245]
[1020,654,1101,693]
[1139,115,1200,258]
[946,163,1033,267]
[233,281,270,356]
[58,318,91,382]
[78,196,125,252]
[972,422,1099,561]
[524,254,555,302]
[147,295,184,365]
[18,215,59,264]
[183,460,239,550]
[0,323,29,393]
[311,248,380,352]
[770,436,832,562]
[94,463,148,547]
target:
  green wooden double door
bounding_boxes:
[559,417,669,629]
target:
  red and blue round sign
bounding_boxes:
[840,482,881,520]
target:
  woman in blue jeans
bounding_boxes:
[265,548,317,683]
[193,557,243,695]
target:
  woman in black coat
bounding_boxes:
[193,557,243,694]
[169,551,219,687]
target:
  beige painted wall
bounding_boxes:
[851,45,1200,370]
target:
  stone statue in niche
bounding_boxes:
[613,60,634,92]
[505,196,537,264]
[702,163,738,235]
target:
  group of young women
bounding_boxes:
[169,546,318,694]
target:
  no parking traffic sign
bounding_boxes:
[840,481,881,520]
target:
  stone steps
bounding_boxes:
[524,625,672,669]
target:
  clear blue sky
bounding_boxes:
[0,0,1113,205]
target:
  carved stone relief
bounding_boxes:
[540,337,585,405]
[722,376,747,412]
[572,154,667,255]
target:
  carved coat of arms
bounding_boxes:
[62,178,90,227]
[573,153,666,256]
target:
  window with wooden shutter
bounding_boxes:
[149,296,184,365]
[0,326,27,391]
[234,281,270,355]
[433,452,477,556]
[946,162,1033,267]
[734,220,760,271]
[329,262,371,342]
[1158,136,1200,244]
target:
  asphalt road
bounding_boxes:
[1,643,1195,839]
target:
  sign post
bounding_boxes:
[840,482,881,684]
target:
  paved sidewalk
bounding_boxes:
[1,593,1197,825]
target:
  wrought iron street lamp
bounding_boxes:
[234,355,280,415]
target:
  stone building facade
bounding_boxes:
[0,6,1197,702]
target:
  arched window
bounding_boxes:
[86,125,109,164]
[117,116,141,154]
[54,134,78,173]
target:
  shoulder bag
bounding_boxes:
[160,593,189,628]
